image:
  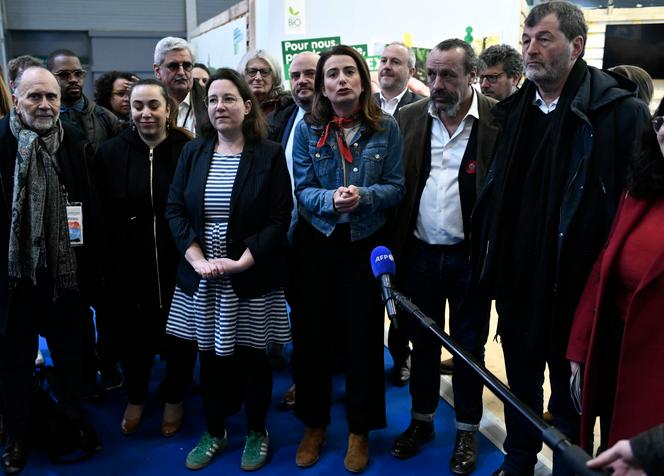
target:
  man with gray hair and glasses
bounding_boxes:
[153,36,209,136]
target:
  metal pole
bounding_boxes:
[392,290,607,476]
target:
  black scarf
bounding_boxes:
[492,59,589,349]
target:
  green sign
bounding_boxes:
[281,36,341,78]
[365,56,381,72]
[281,36,340,63]
[350,44,368,58]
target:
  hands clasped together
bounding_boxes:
[333,185,360,214]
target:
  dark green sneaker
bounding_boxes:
[240,430,269,471]
[185,431,227,470]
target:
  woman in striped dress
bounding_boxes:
[165,68,292,472]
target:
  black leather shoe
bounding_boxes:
[78,419,103,454]
[391,356,411,387]
[449,430,477,475]
[1,439,30,475]
[391,419,435,459]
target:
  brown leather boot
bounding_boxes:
[296,427,326,467]
[344,433,369,473]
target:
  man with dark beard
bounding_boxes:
[471,2,651,475]
[389,39,499,475]
[47,49,119,152]
[0,66,101,475]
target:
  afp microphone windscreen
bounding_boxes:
[370,246,396,278]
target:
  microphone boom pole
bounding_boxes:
[391,289,606,476]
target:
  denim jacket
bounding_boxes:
[293,114,405,241]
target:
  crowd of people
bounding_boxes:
[0,1,663,475]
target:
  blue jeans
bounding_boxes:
[498,311,580,476]
[401,238,491,428]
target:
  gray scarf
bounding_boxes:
[8,108,78,298]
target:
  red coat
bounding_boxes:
[567,193,664,448]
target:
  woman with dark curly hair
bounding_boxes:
[567,116,664,453]
[95,71,138,124]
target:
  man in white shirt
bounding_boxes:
[374,43,423,117]
[389,39,499,476]
[153,37,209,136]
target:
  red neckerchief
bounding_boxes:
[316,113,359,164]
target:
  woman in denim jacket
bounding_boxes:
[290,45,405,473]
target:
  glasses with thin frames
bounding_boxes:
[54,69,86,80]
[653,116,664,134]
[479,72,506,84]
[206,95,240,107]
[246,67,272,78]
[163,61,194,72]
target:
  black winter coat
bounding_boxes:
[95,127,191,311]
[472,66,652,352]
[0,115,104,333]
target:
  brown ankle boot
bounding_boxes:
[295,427,326,467]
[344,433,369,473]
[161,402,184,437]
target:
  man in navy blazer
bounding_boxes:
[373,42,424,118]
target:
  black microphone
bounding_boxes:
[370,246,398,324]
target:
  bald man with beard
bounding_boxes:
[0,66,102,474]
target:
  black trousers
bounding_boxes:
[292,221,386,434]
[498,299,580,476]
[200,346,272,438]
[402,239,491,427]
[117,304,197,405]
[0,274,89,441]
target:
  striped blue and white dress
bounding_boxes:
[166,152,290,357]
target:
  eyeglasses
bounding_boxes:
[162,61,194,72]
[246,67,271,78]
[206,95,240,107]
[653,116,664,134]
[479,72,506,84]
[112,90,130,98]
[54,69,86,80]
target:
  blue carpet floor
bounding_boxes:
[19,340,504,475]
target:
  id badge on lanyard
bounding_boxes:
[66,202,84,246]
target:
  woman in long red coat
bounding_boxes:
[567,116,664,451]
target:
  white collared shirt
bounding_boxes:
[414,89,479,245]
[533,89,559,114]
[285,106,307,199]
[379,87,409,116]
[177,91,196,135]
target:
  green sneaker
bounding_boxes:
[240,430,269,471]
[185,431,227,470]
